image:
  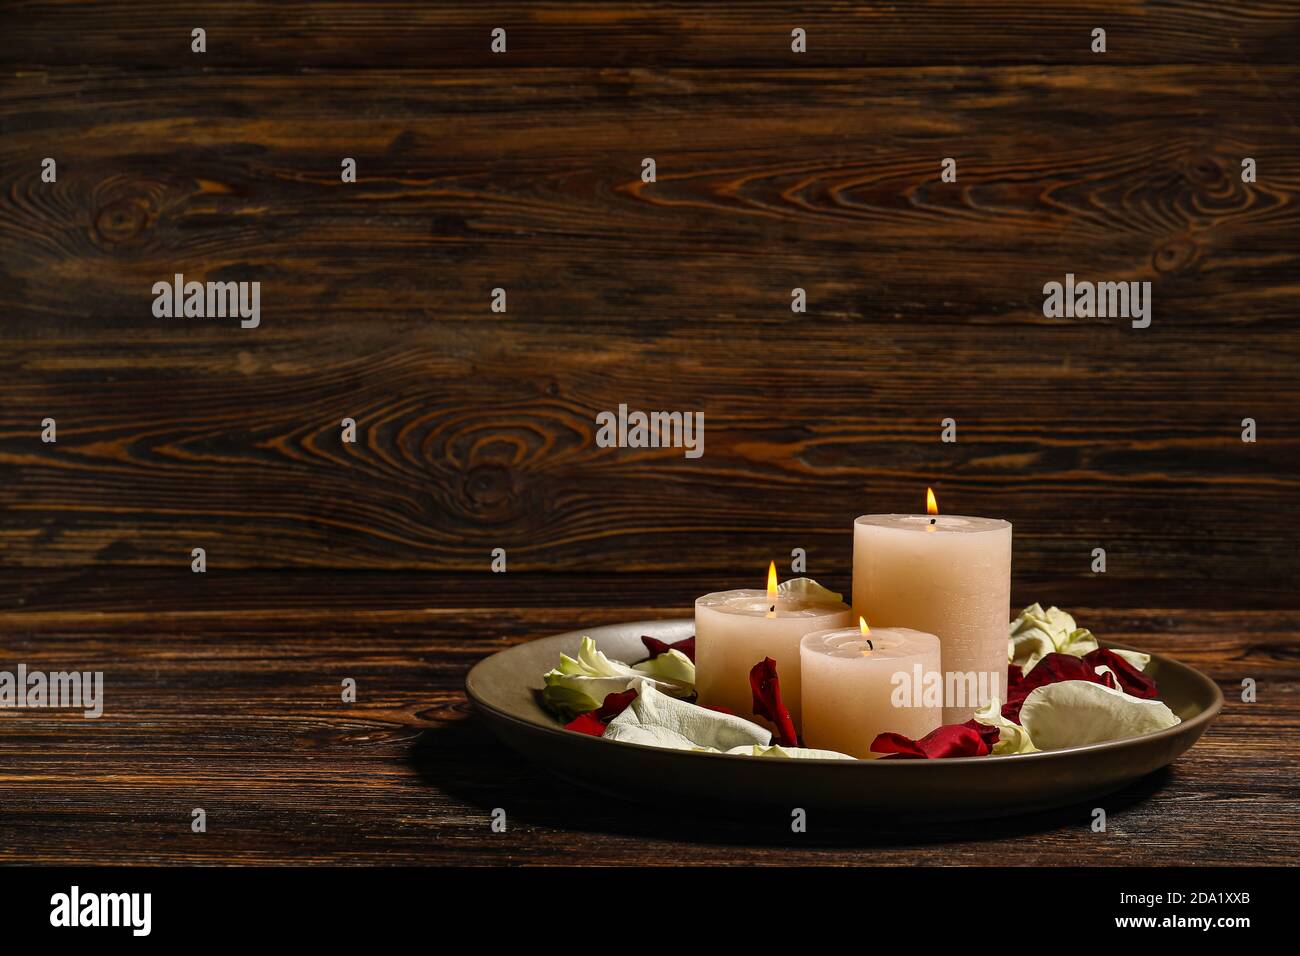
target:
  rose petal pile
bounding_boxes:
[602,681,855,758]
[1009,603,1150,675]
[542,636,694,720]
[551,647,855,758]
[543,603,1183,760]
[872,607,1179,757]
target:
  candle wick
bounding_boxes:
[866,639,874,651]
[929,517,936,525]
[769,604,775,614]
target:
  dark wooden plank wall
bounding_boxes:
[1,3,1297,606]
[6,1,1300,67]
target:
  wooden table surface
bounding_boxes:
[0,570,1293,865]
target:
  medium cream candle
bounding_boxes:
[696,564,852,731]
[800,620,942,758]
[852,490,1011,724]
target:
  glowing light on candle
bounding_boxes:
[766,560,778,615]
[926,487,939,530]
[859,616,874,653]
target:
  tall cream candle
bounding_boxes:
[696,565,851,732]
[800,622,942,758]
[852,493,1011,724]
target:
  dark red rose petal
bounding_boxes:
[962,718,1001,752]
[872,723,992,759]
[564,712,608,736]
[749,657,798,747]
[563,688,638,736]
[595,688,638,721]
[870,733,927,758]
[1019,652,1101,689]
[641,635,697,663]
[1082,648,1158,699]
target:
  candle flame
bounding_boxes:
[926,487,939,515]
[859,616,874,654]
[766,561,778,604]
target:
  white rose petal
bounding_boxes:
[1018,679,1180,749]
[1109,648,1151,672]
[603,679,771,752]
[1008,603,1099,672]
[972,697,1038,754]
[776,577,844,607]
[723,744,856,760]
[633,647,696,685]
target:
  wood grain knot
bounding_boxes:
[1182,153,1254,219]
[93,197,152,244]
[1153,236,1198,273]
[461,462,515,513]
[1185,157,1225,188]
[89,175,171,248]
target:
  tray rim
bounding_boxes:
[466,617,1224,767]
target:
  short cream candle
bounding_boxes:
[800,622,942,758]
[852,491,1012,724]
[695,565,852,731]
